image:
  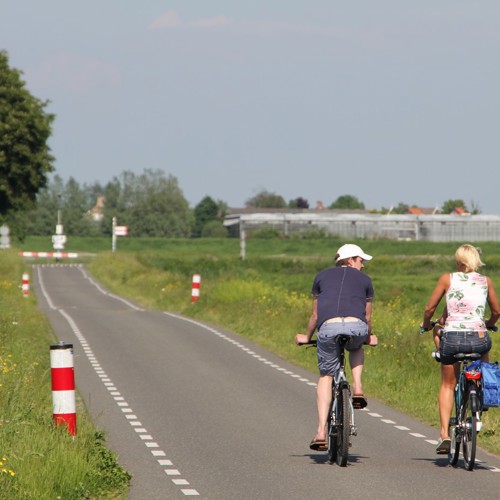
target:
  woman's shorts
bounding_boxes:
[317,319,368,376]
[439,330,492,366]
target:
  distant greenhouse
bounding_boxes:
[224,210,500,243]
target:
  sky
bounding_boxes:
[2,1,500,213]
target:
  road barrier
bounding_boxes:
[50,342,77,436]
[22,273,29,297]
[19,251,79,259]
[191,274,201,302]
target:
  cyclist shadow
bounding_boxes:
[413,457,452,468]
[307,453,365,465]
[413,457,492,471]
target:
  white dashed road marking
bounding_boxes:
[36,265,201,497]
[164,310,500,473]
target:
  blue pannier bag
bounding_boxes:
[481,361,500,408]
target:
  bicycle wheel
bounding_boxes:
[336,386,351,467]
[448,414,460,466]
[327,400,337,464]
[462,385,477,471]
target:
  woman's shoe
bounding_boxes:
[435,437,451,454]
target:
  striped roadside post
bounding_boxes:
[191,274,201,302]
[50,342,77,436]
[22,273,29,297]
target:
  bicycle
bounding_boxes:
[448,326,498,470]
[448,350,483,470]
[299,335,358,466]
[421,323,497,471]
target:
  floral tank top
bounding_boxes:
[445,272,488,331]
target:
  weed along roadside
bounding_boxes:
[0,250,130,499]
[85,240,500,458]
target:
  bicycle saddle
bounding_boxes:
[454,352,482,361]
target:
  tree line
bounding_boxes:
[1,50,475,241]
[20,171,229,239]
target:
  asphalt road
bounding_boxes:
[33,264,500,499]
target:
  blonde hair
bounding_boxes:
[455,244,484,273]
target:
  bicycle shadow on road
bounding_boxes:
[299,453,366,466]
[412,456,495,471]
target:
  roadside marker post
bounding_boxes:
[22,273,30,297]
[191,274,201,302]
[50,342,77,436]
[112,217,128,252]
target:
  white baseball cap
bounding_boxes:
[335,244,372,262]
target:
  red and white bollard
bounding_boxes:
[191,274,201,302]
[50,342,77,436]
[22,273,29,297]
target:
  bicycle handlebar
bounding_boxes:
[419,321,498,335]
[296,336,378,347]
[419,321,439,335]
[296,340,317,347]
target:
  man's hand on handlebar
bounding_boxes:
[295,333,312,345]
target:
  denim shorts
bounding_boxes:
[317,320,368,376]
[439,330,492,366]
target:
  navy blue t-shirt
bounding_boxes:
[311,266,374,328]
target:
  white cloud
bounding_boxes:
[148,11,181,30]
[25,53,122,96]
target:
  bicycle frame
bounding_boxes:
[330,368,357,436]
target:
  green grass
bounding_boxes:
[0,250,130,499]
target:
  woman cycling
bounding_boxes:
[421,244,500,454]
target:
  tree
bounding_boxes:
[442,199,468,214]
[0,50,55,216]
[193,196,220,237]
[392,202,409,214]
[288,197,309,209]
[25,175,100,236]
[329,195,365,210]
[245,190,286,208]
[110,169,193,237]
